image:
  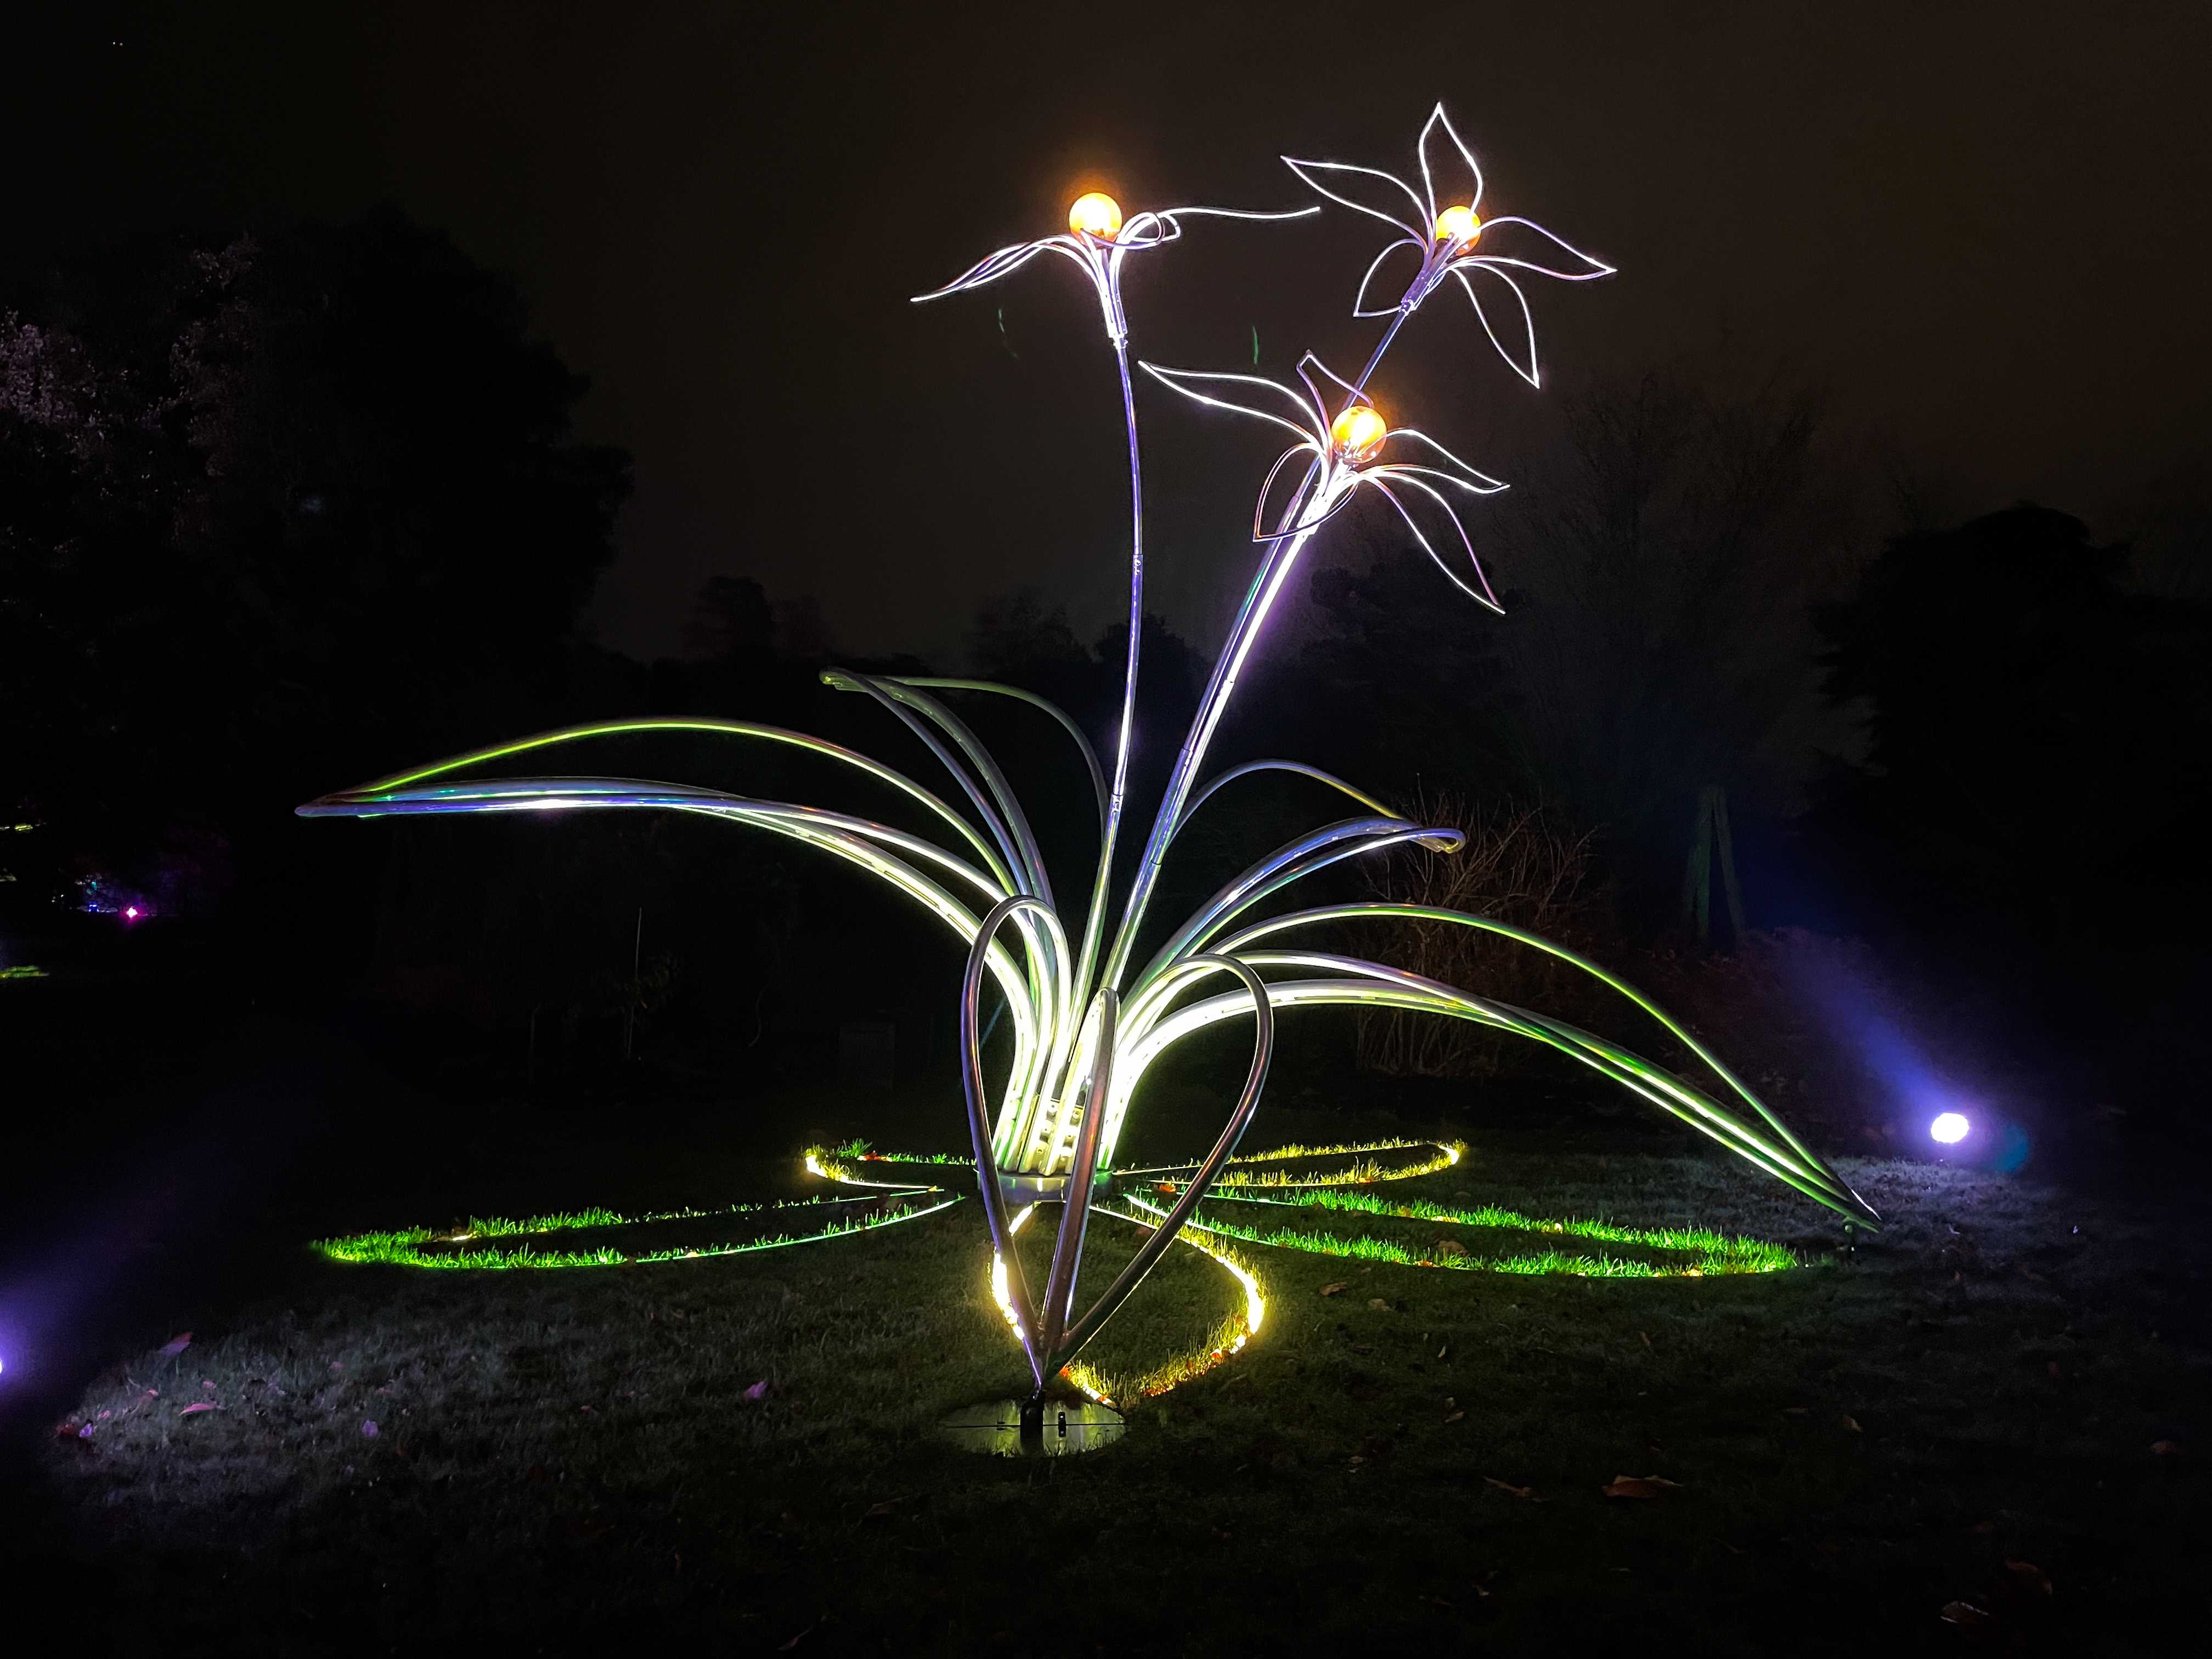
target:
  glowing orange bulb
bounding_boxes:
[1435,205,1481,246]
[1068,192,1124,240]
[1330,404,1387,461]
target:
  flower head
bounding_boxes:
[915,195,1316,343]
[1141,352,1509,611]
[1283,104,1615,385]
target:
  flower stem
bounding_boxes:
[1098,309,1413,1001]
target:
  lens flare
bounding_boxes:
[1068,192,1124,240]
[1330,404,1387,461]
[1930,1111,1970,1145]
[1435,205,1481,246]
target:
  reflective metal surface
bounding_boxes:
[936,1398,1127,1458]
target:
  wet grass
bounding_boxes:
[29,1136,2211,1656]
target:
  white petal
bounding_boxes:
[1458,216,1615,280]
[1450,264,1542,387]
[1365,474,1504,612]
[1417,104,1485,223]
[1279,156,1429,241]
[1156,203,1322,228]
[1139,363,1327,447]
[1352,238,1425,317]
[1374,428,1508,493]
[1295,352,1368,429]
[911,236,1084,302]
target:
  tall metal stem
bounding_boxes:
[1067,338,1145,1025]
[1098,308,1412,997]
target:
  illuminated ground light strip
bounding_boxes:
[297,103,1879,1400]
[1062,1209,1268,1407]
[315,1192,958,1271]
[1187,1137,1462,1190]
[977,1197,1266,1407]
[1128,1187,1797,1278]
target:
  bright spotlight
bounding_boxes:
[1929,1111,1970,1145]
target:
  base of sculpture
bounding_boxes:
[997,1170,1114,1204]
[936,1396,1126,1458]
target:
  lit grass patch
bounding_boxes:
[1130,1186,1797,1277]
[316,1194,960,1270]
[1127,1137,1464,1189]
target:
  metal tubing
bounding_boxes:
[1056,955,1272,1364]
[1035,988,1118,1362]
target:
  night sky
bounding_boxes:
[15,2,2208,659]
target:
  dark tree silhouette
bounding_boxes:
[0,210,629,898]
[1815,505,2212,939]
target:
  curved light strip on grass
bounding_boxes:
[1124,1187,1796,1278]
[1119,1137,1463,1190]
[315,1192,960,1271]
[1062,1206,1267,1408]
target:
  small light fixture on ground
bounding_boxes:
[1930,1111,1971,1144]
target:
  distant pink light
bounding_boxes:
[124,906,140,919]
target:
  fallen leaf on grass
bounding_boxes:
[742,1380,770,1402]
[2003,1560,2051,1596]
[1367,1298,1390,1311]
[1938,1601,1992,1628]
[1483,1477,1537,1500]
[2151,1440,2183,1457]
[157,1333,191,1357]
[1601,1475,1681,1499]
[777,1622,816,1651]
[1436,1345,1449,1360]
[1319,1282,1349,1297]
[179,1402,216,1416]
[1841,1415,1863,1433]
[862,1499,902,1520]
[1443,1411,1465,1424]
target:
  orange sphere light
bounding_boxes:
[1434,205,1481,246]
[1068,192,1125,240]
[1330,404,1388,462]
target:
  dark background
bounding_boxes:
[9,2,2208,658]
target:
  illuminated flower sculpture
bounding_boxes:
[1284,103,1616,385]
[302,105,1876,1421]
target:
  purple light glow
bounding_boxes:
[1930,1111,1970,1144]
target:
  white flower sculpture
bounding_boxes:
[1285,103,1615,384]
[1142,351,1509,610]
[301,105,1876,1415]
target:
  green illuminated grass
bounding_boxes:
[36,1126,2207,1655]
[1195,1186,1798,1275]
[315,1195,957,1270]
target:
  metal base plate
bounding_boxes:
[936,1397,1126,1458]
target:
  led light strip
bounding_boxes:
[314,1190,961,1271]
[1123,1188,1796,1278]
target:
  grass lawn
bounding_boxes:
[29,1115,2210,1656]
